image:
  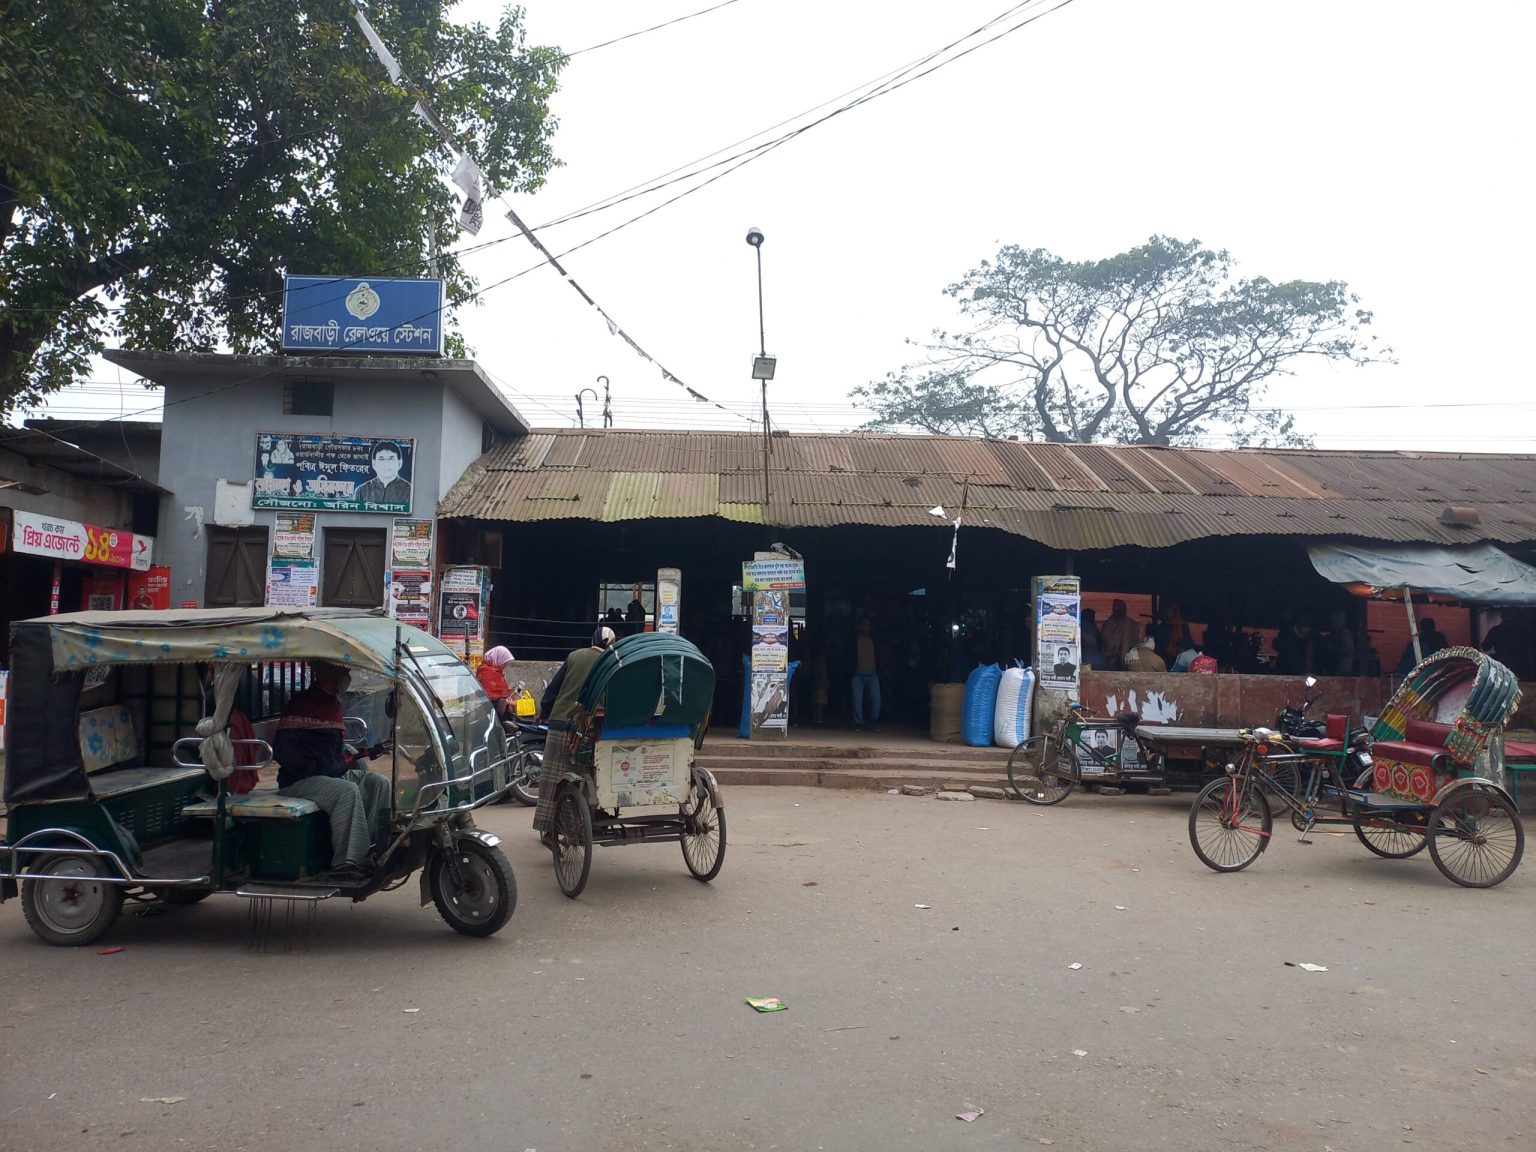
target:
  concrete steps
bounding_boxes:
[696,733,1017,794]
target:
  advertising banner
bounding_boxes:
[387,519,435,629]
[127,566,172,610]
[1034,575,1082,694]
[254,433,414,514]
[12,510,153,571]
[281,275,445,356]
[742,558,806,591]
[751,672,791,731]
[656,567,682,634]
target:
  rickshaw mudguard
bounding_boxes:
[416,826,503,907]
[1429,775,1516,809]
[0,824,136,888]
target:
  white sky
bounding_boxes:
[54,0,1536,451]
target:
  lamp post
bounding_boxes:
[746,226,775,520]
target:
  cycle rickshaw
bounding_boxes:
[543,633,725,898]
[1188,648,1525,888]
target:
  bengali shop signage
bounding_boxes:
[281,275,444,355]
[12,511,153,571]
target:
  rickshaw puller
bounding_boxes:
[533,627,616,844]
[273,661,390,882]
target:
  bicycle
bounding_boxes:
[1006,703,1164,805]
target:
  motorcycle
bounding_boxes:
[502,719,546,807]
[1268,676,1375,795]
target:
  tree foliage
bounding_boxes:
[0,0,563,413]
[854,236,1389,446]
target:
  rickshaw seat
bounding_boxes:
[183,785,321,820]
[89,765,207,799]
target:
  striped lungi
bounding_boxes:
[531,720,573,832]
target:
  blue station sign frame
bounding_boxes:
[281,275,445,356]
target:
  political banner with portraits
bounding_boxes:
[253,433,414,514]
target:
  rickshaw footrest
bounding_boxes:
[236,883,339,902]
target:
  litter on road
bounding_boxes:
[955,1108,984,1122]
[139,1097,186,1105]
[1068,962,1082,970]
[745,997,788,1013]
[1285,962,1329,972]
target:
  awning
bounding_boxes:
[1307,541,1536,606]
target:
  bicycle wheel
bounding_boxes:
[1352,810,1429,858]
[1428,787,1524,888]
[1008,734,1077,805]
[1189,776,1271,873]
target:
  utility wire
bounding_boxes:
[566,0,747,58]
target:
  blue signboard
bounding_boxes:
[281,275,445,356]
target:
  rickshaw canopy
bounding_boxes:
[3,608,451,807]
[577,633,715,731]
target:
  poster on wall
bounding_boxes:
[743,560,805,736]
[81,577,123,612]
[387,519,435,629]
[127,566,172,610]
[1035,575,1082,693]
[273,512,317,560]
[656,567,681,634]
[437,565,489,668]
[266,562,319,607]
[253,433,414,514]
[751,672,791,731]
[387,570,433,629]
[390,518,434,568]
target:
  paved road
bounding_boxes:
[1,787,1531,1152]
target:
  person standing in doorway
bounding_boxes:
[1100,600,1139,670]
[851,616,881,731]
[625,583,647,635]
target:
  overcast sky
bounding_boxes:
[64,0,1536,451]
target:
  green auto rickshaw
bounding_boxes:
[1,607,516,945]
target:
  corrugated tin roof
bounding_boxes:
[437,428,1536,550]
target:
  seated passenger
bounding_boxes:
[477,646,516,721]
[272,661,389,883]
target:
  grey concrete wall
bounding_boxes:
[158,374,485,605]
[0,447,137,528]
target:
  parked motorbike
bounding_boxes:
[1270,675,1374,793]
[502,719,546,807]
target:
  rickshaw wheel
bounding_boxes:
[552,786,593,899]
[1188,776,1271,873]
[1428,787,1525,888]
[429,839,517,937]
[1008,735,1076,805]
[22,854,124,947]
[680,773,727,882]
[1352,812,1429,859]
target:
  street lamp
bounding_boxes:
[746,226,774,519]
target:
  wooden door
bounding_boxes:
[322,528,386,608]
[205,527,269,607]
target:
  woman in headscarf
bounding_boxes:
[477,646,516,720]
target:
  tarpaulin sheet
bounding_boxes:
[1308,542,1536,606]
